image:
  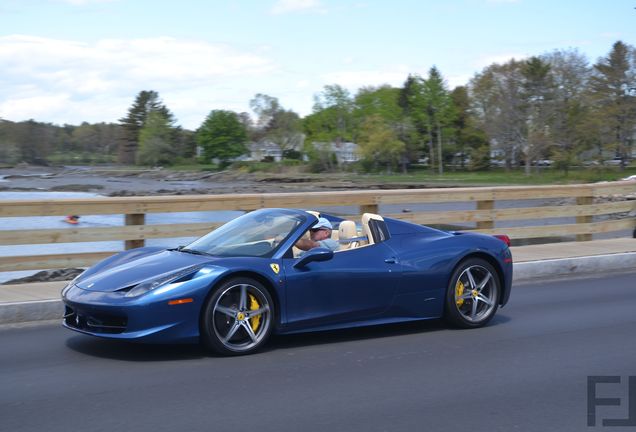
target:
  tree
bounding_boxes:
[265,109,303,154]
[0,119,20,164]
[542,49,592,173]
[422,67,455,174]
[136,111,176,166]
[399,74,430,166]
[68,122,121,163]
[589,41,636,170]
[470,59,527,170]
[310,84,354,144]
[521,56,555,174]
[249,93,281,136]
[354,85,402,123]
[356,114,405,172]
[250,94,303,156]
[450,86,489,170]
[399,69,455,173]
[119,90,175,164]
[196,110,248,165]
[354,85,417,173]
[4,120,57,164]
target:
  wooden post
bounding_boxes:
[125,213,146,249]
[359,204,379,215]
[576,196,593,241]
[476,200,494,230]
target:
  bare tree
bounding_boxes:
[470,59,527,170]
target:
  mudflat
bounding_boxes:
[0,165,358,196]
[0,165,464,196]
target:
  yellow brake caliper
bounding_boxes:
[248,294,261,332]
[455,281,465,307]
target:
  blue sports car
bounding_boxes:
[62,208,513,355]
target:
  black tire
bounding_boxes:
[444,258,500,328]
[201,277,274,356]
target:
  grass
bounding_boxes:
[168,163,220,172]
[140,161,636,186]
[365,166,636,185]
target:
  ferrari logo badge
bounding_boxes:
[270,263,280,274]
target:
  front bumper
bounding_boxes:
[62,283,206,344]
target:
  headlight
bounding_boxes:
[61,272,84,297]
[125,265,203,298]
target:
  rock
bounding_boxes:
[2,268,84,285]
[51,184,104,191]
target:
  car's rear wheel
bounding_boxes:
[444,258,499,328]
[201,277,274,355]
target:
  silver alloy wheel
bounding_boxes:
[454,265,498,323]
[211,283,271,352]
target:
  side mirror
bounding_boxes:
[293,247,334,268]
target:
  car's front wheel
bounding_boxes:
[201,277,274,355]
[444,258,499,328]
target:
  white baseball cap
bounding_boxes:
[312,217,333,230]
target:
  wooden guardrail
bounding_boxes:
[1,181,635,272]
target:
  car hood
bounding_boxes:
[76,250,217,292]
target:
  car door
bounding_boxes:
[281,241,401,330]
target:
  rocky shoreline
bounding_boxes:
[3,268,84,285]
[0,164,467,197]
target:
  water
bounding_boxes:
[0,191,243,283]
[1,191,630,283]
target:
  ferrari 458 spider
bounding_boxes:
[62,208,513,355]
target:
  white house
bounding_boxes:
[248,140,284,162]
[312,141,360,163]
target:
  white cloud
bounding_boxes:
[270,0,327,15]
[473,52,529,69]
[321,66,411,90]
[446,73,473,89]
[600,32,622,39]
[0,35,277,128]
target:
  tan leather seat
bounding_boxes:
[337,220,358,250]
[361,213,385,245]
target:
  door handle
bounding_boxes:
[384,257,398,264]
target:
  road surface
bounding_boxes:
[1,271,635,432]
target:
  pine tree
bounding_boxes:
[521,56,555,174]
[589,41,636,169]
[118,90,175,164]
[422,67,455,174]
[136,111,176,166]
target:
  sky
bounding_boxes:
[1,0,635,130]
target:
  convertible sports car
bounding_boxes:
[62,208,513,355]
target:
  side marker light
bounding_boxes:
[168,298,194,305]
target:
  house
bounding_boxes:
[248,140,284,162]
[312,141,360,163]
[333,141,360,163]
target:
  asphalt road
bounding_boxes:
[1,271,636,432]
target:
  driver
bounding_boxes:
[295,217,339,254]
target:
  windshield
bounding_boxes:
[184,209,306,257]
